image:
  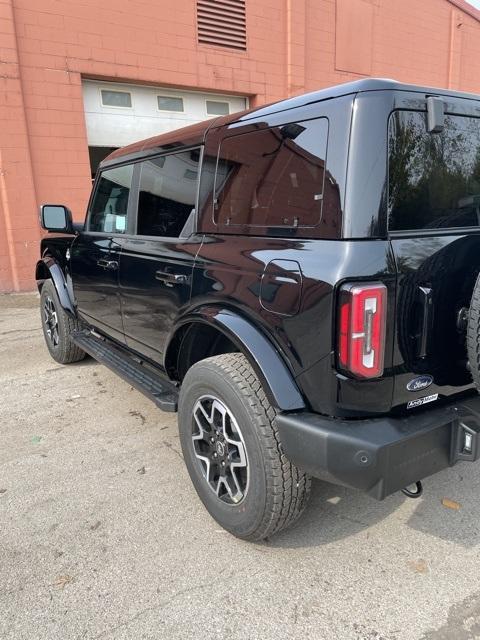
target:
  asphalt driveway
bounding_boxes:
[1,293,480,640]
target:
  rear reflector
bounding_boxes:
[337,283,387,378]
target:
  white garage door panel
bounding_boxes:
[82,80,248,148]
[83,112,191,148]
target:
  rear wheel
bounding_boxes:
[178,353,311,541]
[40,279,86,364]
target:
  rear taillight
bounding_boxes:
[337,283,387,379]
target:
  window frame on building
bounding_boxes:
[156,95,185,113]
[206,100,231,116]
[99,88,133,109]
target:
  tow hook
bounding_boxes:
[401,481,423,499]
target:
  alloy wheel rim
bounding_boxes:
[192,395,249,505]
[43,296,59,347]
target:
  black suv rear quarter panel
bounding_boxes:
[193,93,397,417]
[192,236,396,417]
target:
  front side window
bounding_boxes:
[136,150,199,237]
[388,111,480,231]
[214,118,328,229]
[89,164,133,233]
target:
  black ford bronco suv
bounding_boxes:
[37,79,480,540]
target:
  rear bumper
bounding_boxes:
[275,395,480,500]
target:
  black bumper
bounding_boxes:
[275,395,480,500]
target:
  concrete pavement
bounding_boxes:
[1,293,480,640]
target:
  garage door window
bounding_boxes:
[101,90,132,108]
[206,100,230,116]
[136,151,199,237]
[89,164,134,234]
[157,96,184,112]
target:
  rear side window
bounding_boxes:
[388,111,480,231]
[136,150,199,237]
[214,118,329,230]
[89,164,133,234]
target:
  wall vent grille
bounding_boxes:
[197,0,247,50]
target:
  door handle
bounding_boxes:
[155,271,188,285]
[97,259,118,270]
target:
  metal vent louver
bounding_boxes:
[197,0,247,50]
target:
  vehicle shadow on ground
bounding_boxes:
[268,480,406,549]
[70,355,95,367]
[269,462,480,549]
[406,462,480,548]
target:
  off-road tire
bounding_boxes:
[467,272,480,390]
[178,353,311,541]
[40,279,86,364]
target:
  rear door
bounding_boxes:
[119,149,204,366]
[71,164,134,343]
[388,106,480,409]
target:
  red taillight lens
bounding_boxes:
[337,283,387,379]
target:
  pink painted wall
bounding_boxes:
[1,0,480,290]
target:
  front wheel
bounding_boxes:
[178,353,311,541]
[40,279,86,364]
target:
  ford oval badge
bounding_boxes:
[406,375,434,392]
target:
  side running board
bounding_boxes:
[72,330,178,412]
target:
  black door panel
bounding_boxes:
[70,163,134,343]
[391,234,480,409]
[119,237,202,365]
[387,107,480,410]
[70,235,125,343]
[118,149,203,365]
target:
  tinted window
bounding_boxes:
[136,151,198,237]
[214,118,328,229]
[89,165,133,233]
[388,111,480,231]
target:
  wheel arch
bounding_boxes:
[165,307,306,412]
[36,256,75,316]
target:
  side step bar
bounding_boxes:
[72,330,178,412]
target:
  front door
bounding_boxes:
[119,150,203,365]
[71,163,134,343]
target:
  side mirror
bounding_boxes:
[40,204,73,233]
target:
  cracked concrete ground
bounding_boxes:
[1,293,480,640]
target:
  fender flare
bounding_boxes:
[35,256,75,316]
[169,307,306,412]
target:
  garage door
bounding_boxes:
[82,80,248,176]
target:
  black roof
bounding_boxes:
[102,78,480,168]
